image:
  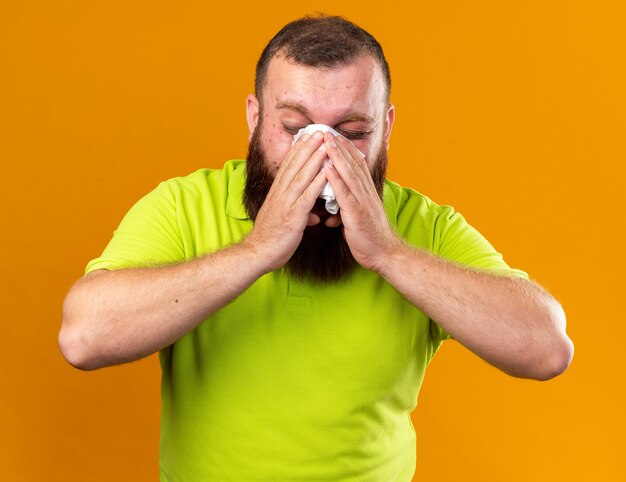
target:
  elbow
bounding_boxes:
[511,302,574,381]
[58,323,101,371]
[531,334,574,381]
[531,297,574,381]
[59,290,103,371]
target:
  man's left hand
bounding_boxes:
[322,132,401,273]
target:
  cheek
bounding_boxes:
[352,139,368,152]
[261,121,293,173]
[351,138,377,161]
[366,128,388,159]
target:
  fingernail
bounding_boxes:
[328,138,337,148]
[318,143,326,151]
[312,131,323,139]
[301,133,311,142]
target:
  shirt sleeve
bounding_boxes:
[85,180,185,274]
[430,205,529,343]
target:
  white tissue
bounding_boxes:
[292,124,364,215]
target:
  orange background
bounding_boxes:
[1,1,624,481]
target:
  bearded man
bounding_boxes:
[59,14,573,482]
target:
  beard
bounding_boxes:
[243,121,388,284]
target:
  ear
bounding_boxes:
[246,94,260,142]
[383,103,395,150]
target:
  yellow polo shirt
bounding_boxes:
[86,159,528,481]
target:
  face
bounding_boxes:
[246,53,394,175]
[243,54,395,284]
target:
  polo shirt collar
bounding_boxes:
[226,160,250,220]
[382,182,398,229]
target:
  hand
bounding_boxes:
[243,131,329,273]
[322,132,401,272]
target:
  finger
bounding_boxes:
[324,133,367,200]
[282,141,330,207]
[324,157,359,210]
[337,134,368,167]
[292,168,329,215]
[273,131,324,191]
[334,135,379,199]
[335,135,376,188]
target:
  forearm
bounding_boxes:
[59,240,266,370]
[376,240,574,380]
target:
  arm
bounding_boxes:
[60,131,330,370]
[322,132,574,380]
[378,244,573,380]
[60,242,265,371]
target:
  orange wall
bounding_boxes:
[1,1,623,480]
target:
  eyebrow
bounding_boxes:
[275,101,376,124]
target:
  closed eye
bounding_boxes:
[338,129,370,140]
[283,124,371,140]
[283,124,305,135]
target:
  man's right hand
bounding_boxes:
[243,130,329,273]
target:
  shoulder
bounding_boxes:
[383,178,472,253]
[160,159,246,199]
[121,159,247,228]
[383,178,456,232]
[383,179,528,277]
[146,160,246,216]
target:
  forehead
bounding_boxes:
[263,54,386,121]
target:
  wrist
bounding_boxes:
[374,238,430,284]
[371,235,408,277]
[239,235,279,277]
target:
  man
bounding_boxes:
[59,14,573,482]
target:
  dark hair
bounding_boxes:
[255,14,391,106]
